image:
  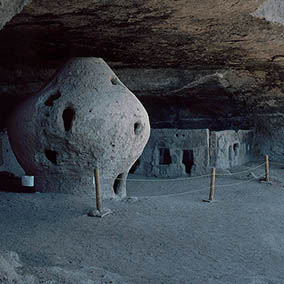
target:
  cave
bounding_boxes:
[0,0,284,164]
[1,1,284,282]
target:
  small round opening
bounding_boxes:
[113,173,126,196]
[45,149,57,165]
[134,122,143,135]
[110,76,119,85]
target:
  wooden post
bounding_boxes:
[265,154,269,182]
[209,167,216,201]
[94,168,102,214]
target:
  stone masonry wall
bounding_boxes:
[134,128,209,178]
[133,128,255,178]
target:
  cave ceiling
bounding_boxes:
[0,0,284,129]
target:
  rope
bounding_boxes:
[134,174,263,199]
[136,186,210,199]
[270,161,284,167]
[125,173,211,182]
[120,162,265,182]
[215,163,265,176]
[213,174,264,188]
[28,162,266,182]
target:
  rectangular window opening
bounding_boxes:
[159,148,172,165]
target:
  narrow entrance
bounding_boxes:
[159,148,172,165]
[182,150,194,174]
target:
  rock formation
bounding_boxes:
[8,57,150,199]
[0,0,284,165]
[0,0,31,30]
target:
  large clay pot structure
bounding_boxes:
[8,57,150,199]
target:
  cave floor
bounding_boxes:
[0,162,284,284]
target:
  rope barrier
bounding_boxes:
[125,173,211,182]
[118,162,265,182]
[135,174,264,199]
[212,174,264,188]
[214,163,265,176]
[270,161,284,167]
[27,161,266,182]
[11,154,283,203]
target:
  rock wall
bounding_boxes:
[254,114,284,162]
[0,129,24,176]
[0,0,283,166]
[252,0,284,24]
[0,0,32,30]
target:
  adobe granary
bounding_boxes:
[8,57,150,199]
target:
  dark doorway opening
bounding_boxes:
[62,107,75,132]
[159,148,172,165]
[182,150,194,174]
[233,143,240,156]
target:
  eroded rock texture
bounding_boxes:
[0,0,284,161]
[0,0,31,30]
[8,57,150,198]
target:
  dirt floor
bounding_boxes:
[0,161,284,284]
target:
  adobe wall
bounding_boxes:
[210,129,255,169]
[134,128,210,178]
[133,128,255,178]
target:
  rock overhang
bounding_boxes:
[0,0,284,162]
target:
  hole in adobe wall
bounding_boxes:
[233,143,240,156]
[62,107,75,132]
[159,148,172,165]
[113,173,125,195]
[110,76,119,85]
[44,91,61,106]
[44,149,57,165]
[134,122,143,135]
[182,150,194,174]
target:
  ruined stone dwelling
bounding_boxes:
[1,126,255,180]
[132,128,255,178]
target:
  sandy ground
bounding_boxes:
[0,161,284,284]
